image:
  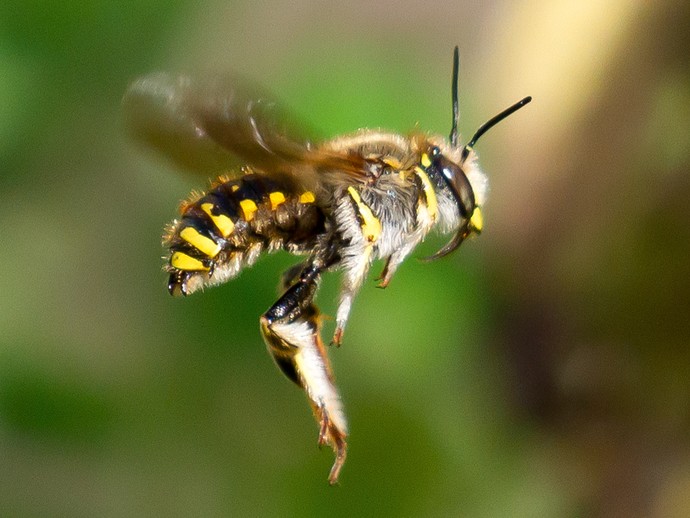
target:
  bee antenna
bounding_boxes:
[461,96,532,162]
[449,46,460,148]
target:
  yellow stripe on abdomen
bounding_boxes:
[269,191,286,210]
[170,251,209,271]
[299,191,316,204]
[239,199,257,221]
[179,226,221,258]
[200,203,235,238]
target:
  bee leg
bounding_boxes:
[279,261,307,288]
[334,266,375,345]
[376,256,393,288]
[332,185,381,346]
[377,244,417,288]
[333,249,374,346]
[260,264,348,485]
[332,326,345,347]
[333,288,361,347]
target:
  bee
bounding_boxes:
[124,47,530,485]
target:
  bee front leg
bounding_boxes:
[260,264,348,485]
[376,256,393,288]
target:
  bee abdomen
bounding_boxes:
[166,173,324,296]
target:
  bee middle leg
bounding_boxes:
[259,262,348,485]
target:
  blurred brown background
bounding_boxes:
[1,0,689,516]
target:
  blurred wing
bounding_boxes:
[124,72,368,186]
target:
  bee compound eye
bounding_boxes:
[432,155,475,219]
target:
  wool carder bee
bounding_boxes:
[124,48,530,485]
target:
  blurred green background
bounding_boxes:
[1,0,689,516]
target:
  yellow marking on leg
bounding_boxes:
[171,251,209,271]
[414,167,438,221]
[179,226,221,258]
[239,199,258,221]
[420,153,432,168]
[299,191,316,204]
[346,186,381,243]
[269,191,286,210]
[200,203,235,238]
[470,206,483,233]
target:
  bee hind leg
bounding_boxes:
[260,263,348,485]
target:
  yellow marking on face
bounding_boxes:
[269,191,286,210]
[420,153,432,168]
[299,191,315,204]
[347,186,381,243]
[414,167,438,222]
[171,251,209,271]
[470,206,483,233]
[200,203,235,238]
[231,184,239,192]
[179,226,221,258]
[239,199,258,221]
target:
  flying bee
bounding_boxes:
[124,47,531,485]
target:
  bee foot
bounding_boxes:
[376,277,390,289]
[331,327,344,347]
[316,407,347,486]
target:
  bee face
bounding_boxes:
[125,47,530,485]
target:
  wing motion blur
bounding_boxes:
[123,73,367,189]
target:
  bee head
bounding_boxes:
[422,145,483,260]
[425,47,531,261]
